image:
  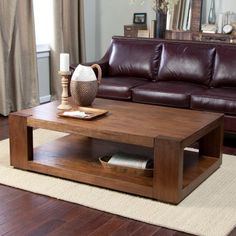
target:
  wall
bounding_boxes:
[84,0,155,61]
[97,0,155,58]
[84,0,98,62]
[84,0,236,61]
[221,0,236,13]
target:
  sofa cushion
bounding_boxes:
[158,42,216,85]
[132,81,207,108]
[211,46,236,87]
[191,88,236,115]
[97,77,148,100]
[108,39,162,81]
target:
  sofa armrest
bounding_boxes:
[70,59,109,78]
[84,58,109,77]
[70,40,112,77]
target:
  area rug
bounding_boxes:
[0,129,236,236]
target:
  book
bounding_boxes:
[166,10,172,30]
[183,0,190,31]
[108,152,153,169]
[186,0,192,30]
[176,0,183,30]
[150,20,156,38]
[179,0,186,30]
[172,1,180,30]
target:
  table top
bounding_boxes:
[17,98,224,147]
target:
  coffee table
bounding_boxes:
[9,98,224,204]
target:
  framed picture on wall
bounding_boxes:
[133,13,147,24]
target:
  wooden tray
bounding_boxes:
[99,156,153,177]
[58,107,108,120]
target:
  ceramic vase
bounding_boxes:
[155,11,167,38]
[208,0,216,24]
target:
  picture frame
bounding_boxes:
[133,13,147,24]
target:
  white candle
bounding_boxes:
[60,53,70,72]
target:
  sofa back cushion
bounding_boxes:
[157,42,216,85]
[108,38,162,81]
[211,46,236,87]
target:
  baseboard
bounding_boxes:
[40,95,51,104]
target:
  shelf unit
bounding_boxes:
[30,134,220,196]
[164,0,202,40]
[192,32,236,43]
[165,0,236,44]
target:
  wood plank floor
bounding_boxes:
[0,115,236,236]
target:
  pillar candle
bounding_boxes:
[60,53,70,72]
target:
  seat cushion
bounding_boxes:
[211,46,236,87]
[157,42,216,85]
[191,88,236,115]
[109,39,162,81]
[132,81,207,108]
[97,77,149,100]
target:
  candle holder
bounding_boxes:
[57,71,72,110]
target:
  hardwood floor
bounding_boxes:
[0,115,236,236]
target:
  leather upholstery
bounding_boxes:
[158,42,216,85]
[71,36,236,133]
[211,46,236,87]
[191,88,236,115]
[224,115,236,133]
[132,81,207,108]
[97,77,148,100]
[109,39,162,81]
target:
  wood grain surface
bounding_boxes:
[1,115,236,235]
[8,98,224,204]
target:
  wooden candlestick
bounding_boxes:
[57,71,72,110]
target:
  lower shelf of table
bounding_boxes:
[26,134,220,200]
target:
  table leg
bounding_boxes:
[9,113,33,169]
[153,137,183,204]
[199,122,223,160]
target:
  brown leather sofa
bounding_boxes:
[71,36,236,134]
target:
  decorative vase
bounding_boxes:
[208,0,216,24]
[70,64,102,106]
[155,11,167,38]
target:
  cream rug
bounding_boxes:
[0,129,236,236]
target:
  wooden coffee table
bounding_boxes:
[9,98,224,204]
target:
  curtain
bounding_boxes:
[50,0,86,99]
[0,0,39,116]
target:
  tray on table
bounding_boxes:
[58,107,108,120]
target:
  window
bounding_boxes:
[33,0,53,46]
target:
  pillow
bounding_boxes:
[211,46,236,87]
[157,42,216,85]
[109,40,162,81]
